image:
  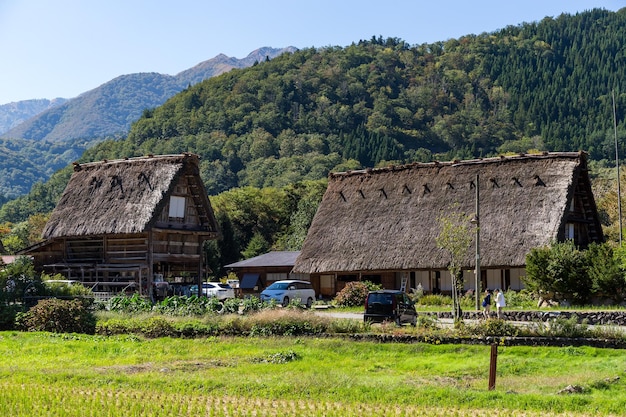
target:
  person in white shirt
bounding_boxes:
[495,289,506,319]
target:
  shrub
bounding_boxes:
[95,318,138,336]
[464,318,520,337]
[535,314,591,338]
[0,304,25,330]
[140,317,175,338]
[327,318,370,334]
[334,281,370,307]
[417,314,438,329]
[0,256,37,304]
[174,320,220,338]
[19,298,96,334]
[503,289,536,309]
[417,294,452,306]
[248,309,328,336]
[408,284,424,303]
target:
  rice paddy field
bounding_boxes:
[1,331,625,416]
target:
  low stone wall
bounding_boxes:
[346,333,626,349]
[433,310,626,326]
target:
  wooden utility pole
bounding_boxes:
[474,174,480,311]
[614,90,622,246]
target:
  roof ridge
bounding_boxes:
[73,153,198,170]
[329,151,585,179]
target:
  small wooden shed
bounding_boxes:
[224,251,308,294]
[22,153,220,299]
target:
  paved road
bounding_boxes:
[314,309,626,332]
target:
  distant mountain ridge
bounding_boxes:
[1,47,297,142]
[0,98,67,135]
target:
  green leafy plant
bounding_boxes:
[222,298,241,314]
[109,293,153,313]
[535,314,591,338]
[241,296,266,313]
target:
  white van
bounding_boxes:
[260,280,316,308]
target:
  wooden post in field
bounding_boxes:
[488,343,498,390]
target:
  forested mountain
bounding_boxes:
[2,8,626,264]
[82,8,626,196]
[0,98,67,134]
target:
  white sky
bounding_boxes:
[0,0,623,104]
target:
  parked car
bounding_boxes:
[260,280,316,308]
[190,282,235,300]
[364,290,417,326]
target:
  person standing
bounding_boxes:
[481,289,492,320]
[495,289,506,319]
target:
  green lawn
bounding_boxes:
[1,332,625,416]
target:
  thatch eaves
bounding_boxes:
[42,153,218,238]
[293,152,602,274]
[225,251,301,268]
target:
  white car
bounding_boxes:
[260,280,316,308]
[191,282,235,300]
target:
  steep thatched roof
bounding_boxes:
[293,152,603,274]
[43,153,218,238]
[225,251,301,268]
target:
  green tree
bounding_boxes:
[525,240,591,305]
[242,232,271,259]
[591,242,626,302]
[436,206,474,323]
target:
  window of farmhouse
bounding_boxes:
[169,196,186,219]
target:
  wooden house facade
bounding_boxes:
[22,153,220,299]
[292,152,604,297]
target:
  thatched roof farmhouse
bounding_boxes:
[23,153,220,300]
[293,152,603,297]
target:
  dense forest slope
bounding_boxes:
[2,8,626,224]
[88,8,626,196]
[0,137,93,198]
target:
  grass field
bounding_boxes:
[1,332,625,416]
